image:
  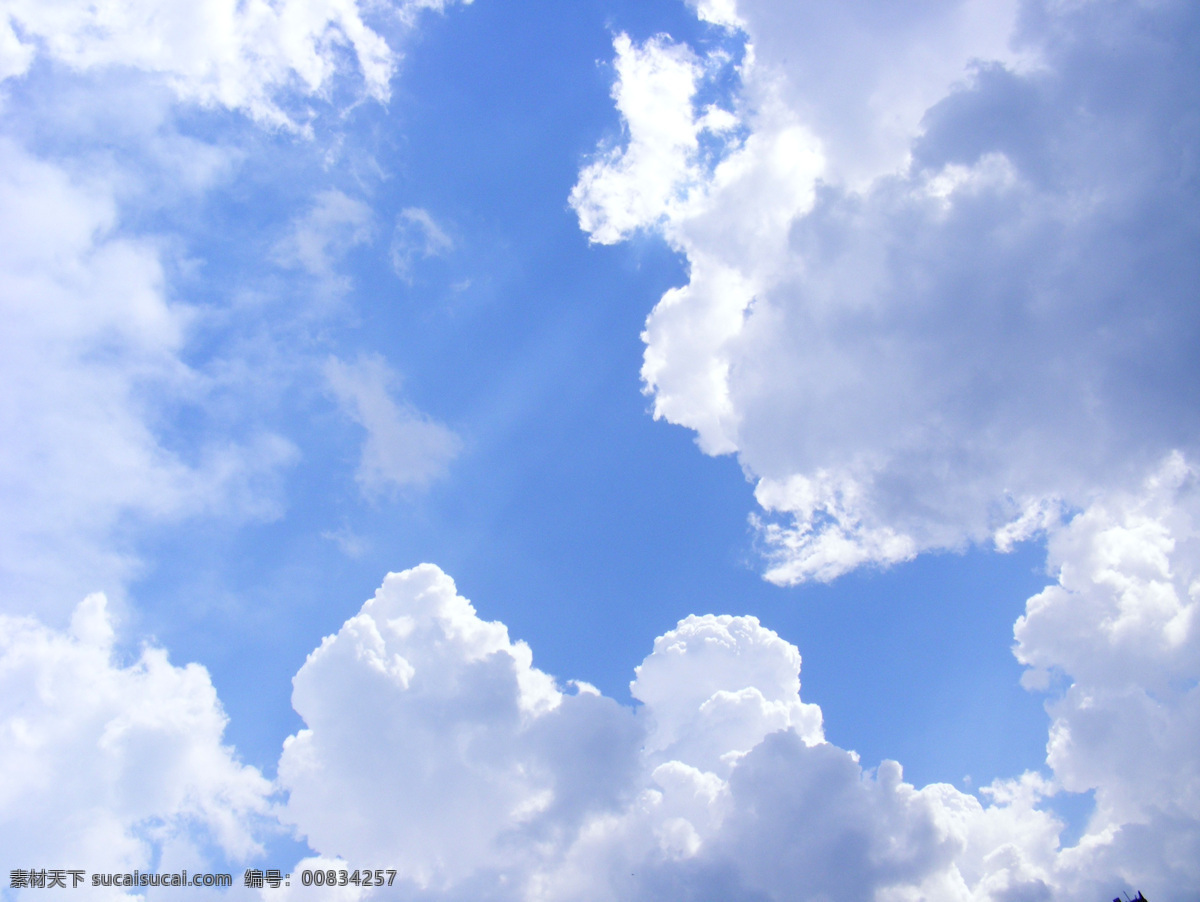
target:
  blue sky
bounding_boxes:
[104,0,1046,787]
[1,0,1198,899]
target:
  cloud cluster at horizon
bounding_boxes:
[9,500,1197,900]
[274,519,1196,900]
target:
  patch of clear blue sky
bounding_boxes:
[98,0,1057,814]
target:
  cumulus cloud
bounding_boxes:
[275,560,1200,901]
[277,564,640,890]
[631,613,823,773]
[570,34,737,246]
[568,10,1200,887]
[325,355,461,493]
[0,594,272,888]
[572,0,1200,583]
[4,546,1184,901]
[565,8,1200,888]
[0,0,470,876]
[1010,453,1200,899]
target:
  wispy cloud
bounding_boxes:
[390,207,453,282]
[273,190,374,300]
[325,354,461,494]
[0,138,294,615]
[0,0,400,129]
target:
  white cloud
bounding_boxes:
[1011,453,1200,899]
[570,34,717,246]
[572,0,1200,583]
[0,0,471,613]
[8,553,1182,901]
[320,522,370,559]
[0,0,426,129]
[0,0,470,620]
[565,9,1200,887]
[0,13,33,79]
[0,0,467,619]
[717,0,1031,188]
[0,139,293,616]
[276,561,1200,901]
[276,190,374,274]
[390,207,453,281]
[278,564,640,890]
[0,594,272,888]
[631,613,823,774]
[325,355,461,493]
[273,189,374,300]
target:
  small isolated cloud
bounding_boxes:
[0,594,273,880]
[275,190,374,274]
[273,189,374,299]
[390,207,453,281]
[324,354,461,494]
[572,1,1200,583]
[320,522,370,559]
[276,545,1199,900]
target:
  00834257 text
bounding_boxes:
[300,868,397,888]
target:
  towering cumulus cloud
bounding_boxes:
[278,565,641,889]
[278,563,1200,900]
[572,0,1200,583]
